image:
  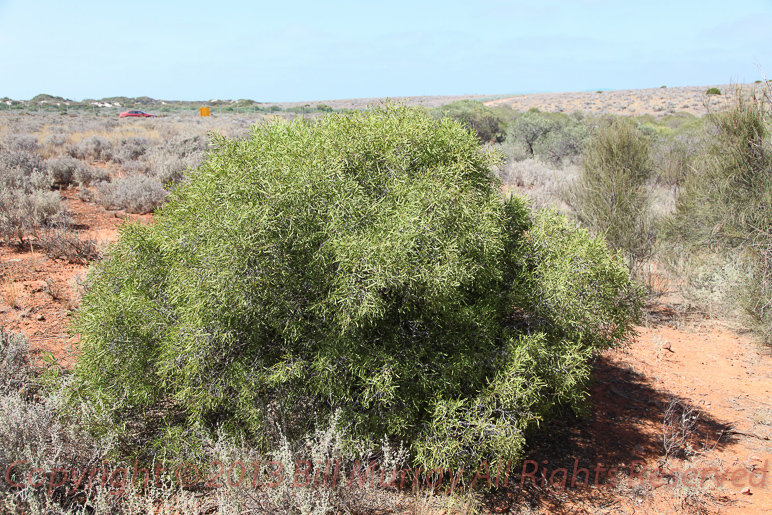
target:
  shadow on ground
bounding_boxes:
[478,352,738,514]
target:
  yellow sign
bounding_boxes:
[200,107,210,117]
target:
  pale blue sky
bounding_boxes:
[1,0,770,102]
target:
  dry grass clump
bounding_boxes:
[0,263,21,310]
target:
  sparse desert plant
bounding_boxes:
[73,105,643,473]
[662,396,699,459]
[37,219,101,264]
[706,88,721,95]
[96,174,167,213]
[69,134,113,162]
[565,116,656,279]
[0,188,64,243]
[506,111,555,157]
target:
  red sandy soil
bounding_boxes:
[0,184,151,368]
[512,319,772,515]
[1,187,770,514]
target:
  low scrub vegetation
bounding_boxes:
[1,330,114,514]
[96,174,167,213]
[0,148,66,244]
[665,90,772,341]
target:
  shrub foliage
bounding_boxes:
[567,116,655,277]
[666,92,772,340]
[74,106,642,469]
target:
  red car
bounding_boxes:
[119,110,156,118]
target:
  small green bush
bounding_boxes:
[706,87,722,95]
[566,117,656,278]
[74,105,642,469]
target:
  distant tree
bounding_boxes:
[434,100,507,143]
[507,112,555,156]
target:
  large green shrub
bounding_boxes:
[73,105,642,469]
